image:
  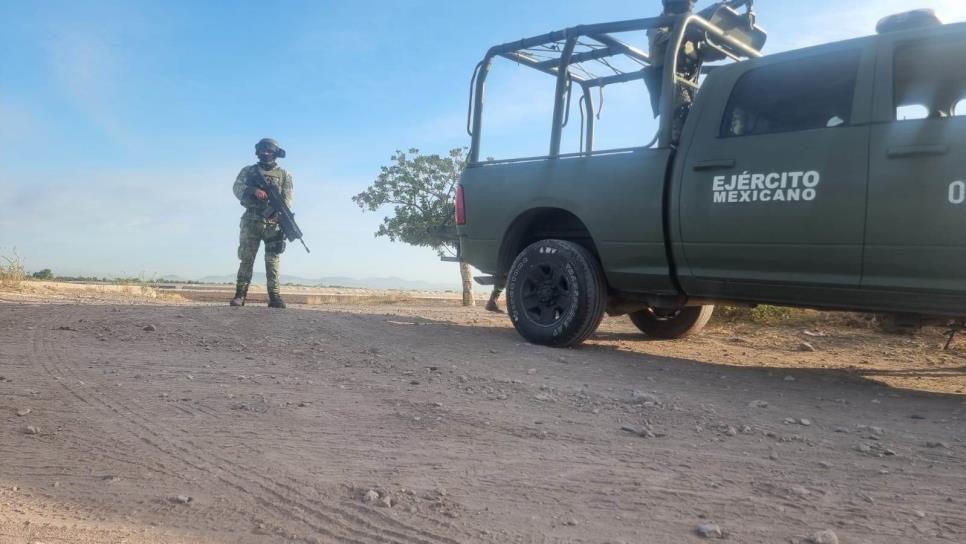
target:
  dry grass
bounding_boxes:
[712,304,882,333]
[0,250,25,289]
[715,304,796,324]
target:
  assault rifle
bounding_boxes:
[699,0,754,21]
[251,169,311,254]
[695,0,765,61]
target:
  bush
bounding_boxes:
[716,304,796,324]
[749,305,796,322]
[31,268,54,280]
[0,250,26,288]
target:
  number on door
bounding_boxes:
[949,181,966,205]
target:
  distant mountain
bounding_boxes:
[193,273,458,292]
[35,269,458,292]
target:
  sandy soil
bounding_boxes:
[0,289,964,543]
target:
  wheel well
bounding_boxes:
[497,208,601,278]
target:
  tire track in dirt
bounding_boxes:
[313,312,719,538]
[184,444,472,544]
[43,332,395,543]
[26,308,375,543]
[151,352,475,543]
[317,312,718,529]
[190,309,479,543]
[22,319,184,482]
[7,320,197,535]
[311,309,966,543]
[10,302,964,543]
[33,305,468,544]
[198,308,481,544]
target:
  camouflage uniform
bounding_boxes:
[232,163,294,303]
[647,0,701,144]
[486,280,505,313]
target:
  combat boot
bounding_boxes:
[268,295,287,309]
[485,293,503,313]
[230,284,248,307]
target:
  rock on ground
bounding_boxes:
[807,529,839,544]
[695,522,723,538]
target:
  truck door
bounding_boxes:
[675,44,874,305]
[865,31,966,312]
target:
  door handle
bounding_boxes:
[887,144,949,158]
[693,159,736,171]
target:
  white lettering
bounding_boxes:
[950,180,966,204]
[709,170,823,205]
[751,173,766,190]
[737,171,751,190]
[802,171,821,188]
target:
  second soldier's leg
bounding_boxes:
[233,220,262,306]
[264,227,287,308]
[670,86,694,145]
[486,278,505,313]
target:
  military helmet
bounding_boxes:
[663,0,694,10]
[255,138,286,159]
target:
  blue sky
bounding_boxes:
[2,0,965,287]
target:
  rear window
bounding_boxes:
[721,50,861,137]
[894,39,966,120]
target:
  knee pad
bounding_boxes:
[265,238,286,255]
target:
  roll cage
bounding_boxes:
[466,4,767,164]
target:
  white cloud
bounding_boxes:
[46,32,133,144]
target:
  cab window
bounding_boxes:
[896,104,929,121]
[721,49,861,138]
[894,39,966,121]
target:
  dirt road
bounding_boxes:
[1,297,964,543]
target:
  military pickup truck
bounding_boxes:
[456,5,966,347]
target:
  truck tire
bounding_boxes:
[506,239,607,348]
[629,305,714,340]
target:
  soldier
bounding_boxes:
[647,0,702,143]
[230,138,294,309]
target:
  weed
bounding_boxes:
[716,304,797,324]
[0,249,26,289]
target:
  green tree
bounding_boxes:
[31,268,54,280]
[353,148,475,305]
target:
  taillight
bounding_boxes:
[455,184,466,225]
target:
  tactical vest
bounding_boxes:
[245,164,285,202]
[245,164,286,216]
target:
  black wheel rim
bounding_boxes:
[521,262,573,326]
